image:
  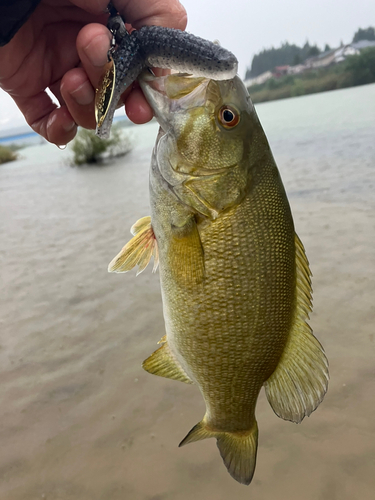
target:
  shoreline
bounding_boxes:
[247,51,375,103]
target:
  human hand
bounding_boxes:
[0,0,187,145]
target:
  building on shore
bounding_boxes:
[287,64,306,75]
[304,48,337,69]
[273,65,290,78]
[243,70,273,88]
[351,40,375,50]
[303,41,373,69]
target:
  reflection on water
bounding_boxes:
[1,84,375,500]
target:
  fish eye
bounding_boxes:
[218,105,240,128]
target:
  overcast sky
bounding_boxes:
[1,0,375,131]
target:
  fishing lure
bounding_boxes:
[95,3,238,139]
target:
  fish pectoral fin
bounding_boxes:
[142,343,193,384]
[179,419,258,486]
[108,216,159,275]
[264,234,329,424]
[168,216,205,285]
[130,216,153,236]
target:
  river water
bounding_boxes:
[0,84,374,500]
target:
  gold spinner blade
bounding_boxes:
[95,56,116,129]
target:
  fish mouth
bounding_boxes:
[139,71,210,131]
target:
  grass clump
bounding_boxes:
[0,144,18,164]
[7,143,28,152]
[71,124,133,166]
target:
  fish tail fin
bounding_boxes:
[215,422,258,485]
[179,419,258,486]
[178,420,214,446]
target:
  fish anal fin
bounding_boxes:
[264,233,329,423]
[142,343,193,384]
[108,216,159,274]
[168,216,205,286]
[179,419,258,486]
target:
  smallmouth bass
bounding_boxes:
[109,73,329,485]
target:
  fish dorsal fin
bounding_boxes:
[108,216,159,275]
[264,233,329,423]
[142,342,193,384]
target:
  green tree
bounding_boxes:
[0,145,18,164]
[352,27,375,43]
[293,53,301,65]
[71,124,132,166]
[343,47,375,85]
[307,46,320,57]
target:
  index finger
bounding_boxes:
[117,0,187,30]
[71,0,187,30]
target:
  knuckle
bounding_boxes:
[171,2,188,30]
[151,0,188,30]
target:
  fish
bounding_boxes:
[108,72,329,485]
[95,7,238,139]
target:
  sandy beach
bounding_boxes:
[1,84,374,499]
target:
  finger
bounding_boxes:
[49,80,65,107]
[60,68,96,129]
[76,23,135,124]
[13,92,77,145]
[123,69,169,124]
[124,85,153,124]
[153,68,171,77]
[117,0,187,31]
[69,0,111,15]
[71,0,187,30]
[76,23,112,90]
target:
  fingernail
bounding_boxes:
[63,120,76,132]
[70,81,95,106]
[84,34,110,67]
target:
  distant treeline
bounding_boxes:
[246,42,324,79]
[353,27,375,43]
[248,47,375,104]
[246,26,375,79]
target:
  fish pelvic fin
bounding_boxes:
[108,216,159,274]
[264,233,329,424]
[179,419,258,486]
[142,342,193,384]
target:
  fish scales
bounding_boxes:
[152,158,296,432]
[109,72,328,485]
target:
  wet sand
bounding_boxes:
[1,86,375,499]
